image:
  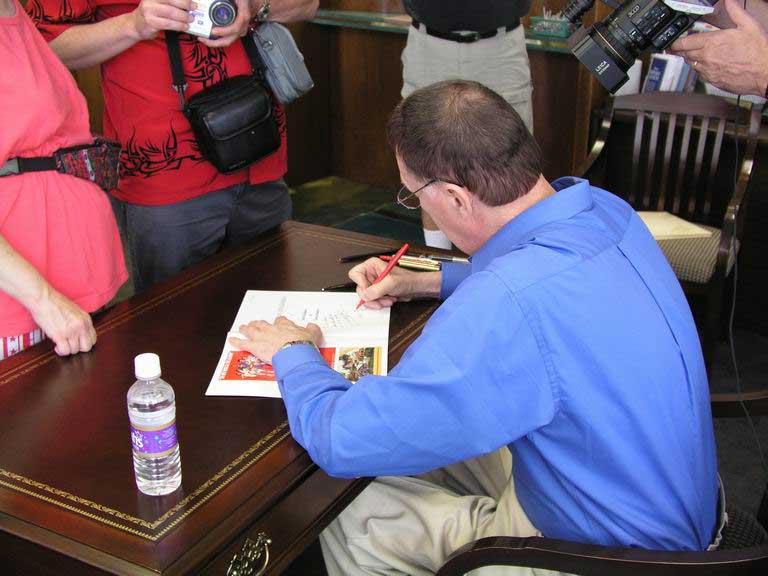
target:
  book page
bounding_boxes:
[206,291,390,398]
[637,211,712,240]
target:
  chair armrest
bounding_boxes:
[436,535,768,576]
[575,100,615,180]
[711,389,768,418]
[714,107,761,280]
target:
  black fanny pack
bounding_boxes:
[0,137,121,192]
[165,33,280,175]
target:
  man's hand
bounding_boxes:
[28,285,97,356]
[130,0,195,41]
[199,0,319,48]
[348,257,441,310]
[229,316,322,364]
[670,0,768,97]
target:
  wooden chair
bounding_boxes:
[575,93,763,374]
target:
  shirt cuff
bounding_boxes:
[273,343,326,380]
[440,262,471,300]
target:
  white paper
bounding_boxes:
[206,291,391,398]
[637,211,712,240]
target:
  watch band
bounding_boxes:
[279,339,319,353]
[255,0,271,22]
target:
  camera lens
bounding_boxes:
[210,0,237,26]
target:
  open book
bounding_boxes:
[637,211,712,240]
[206,291,391,398]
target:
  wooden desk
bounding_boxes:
[0,222,438,575]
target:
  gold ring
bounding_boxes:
[693,60,698,68]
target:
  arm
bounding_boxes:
[0,234,96,356]
[670,0,768,96]
[232,272,555,478]
[46,0,194,70]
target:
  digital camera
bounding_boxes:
[564,0,717,93]
[188,0,238,38]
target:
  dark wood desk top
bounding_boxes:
[0,222,438,575]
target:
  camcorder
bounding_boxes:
[188,0,238,38]
[564,0,718,93]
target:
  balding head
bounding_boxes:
[387,80,541,206]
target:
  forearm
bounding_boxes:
[707,0,768,29]
[0,235,47,311]
[260,0,318,23]
[49,13,142,70]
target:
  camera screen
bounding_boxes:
[661,0,717,15]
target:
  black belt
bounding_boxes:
[411,18,520,44]
[0,156,57,177]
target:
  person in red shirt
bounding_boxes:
[27,0,318,292]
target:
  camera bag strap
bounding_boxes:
[164,31,268,108]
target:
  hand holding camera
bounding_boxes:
[130,0,196,41]
[195,0,254,48]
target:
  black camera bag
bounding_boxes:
[165,33,280,174]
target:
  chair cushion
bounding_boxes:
[656,225,736,285]
[719,506,768,549]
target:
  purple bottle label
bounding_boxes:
[130,421,178,457]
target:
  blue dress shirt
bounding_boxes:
[273,177,718,551]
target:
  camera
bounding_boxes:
[564,0,717,93]
[188,0,238,38]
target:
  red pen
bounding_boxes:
[356,242,409,310]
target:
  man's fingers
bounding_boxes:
[274,316,297,328]
[724,0,753,28]
[228,335,260,356]
[306,322,322,341]
[670,32,708,53]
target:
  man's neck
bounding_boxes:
[479,175,556,242]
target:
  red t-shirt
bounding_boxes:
[26,0,288,205]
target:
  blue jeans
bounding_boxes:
[110,179,291,293]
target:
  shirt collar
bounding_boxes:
[470,177,594,272]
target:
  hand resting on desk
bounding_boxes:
[348,257,442,310]
[228,316,322,364]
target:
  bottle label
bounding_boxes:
[130,420,178,457]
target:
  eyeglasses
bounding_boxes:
[396,179,437,210]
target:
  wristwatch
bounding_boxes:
[279,339,319,353]
[255,0,271,23]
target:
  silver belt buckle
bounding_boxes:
[0,158,20,177]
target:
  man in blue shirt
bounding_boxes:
[230,80,720,575]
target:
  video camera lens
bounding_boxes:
[564,0,699,93]
[209,0,237,27]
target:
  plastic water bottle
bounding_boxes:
[127,353,182,495]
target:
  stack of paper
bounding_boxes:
[206,291,391,398]
[637,211,712,240]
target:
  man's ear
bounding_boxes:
[444,183,474,215]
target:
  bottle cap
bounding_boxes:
[134,353,161,379]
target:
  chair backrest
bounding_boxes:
[582,93,761,231]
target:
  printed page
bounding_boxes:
[206,291,390,398]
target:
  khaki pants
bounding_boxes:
[320,448,562,576]
[401,24,534,132]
